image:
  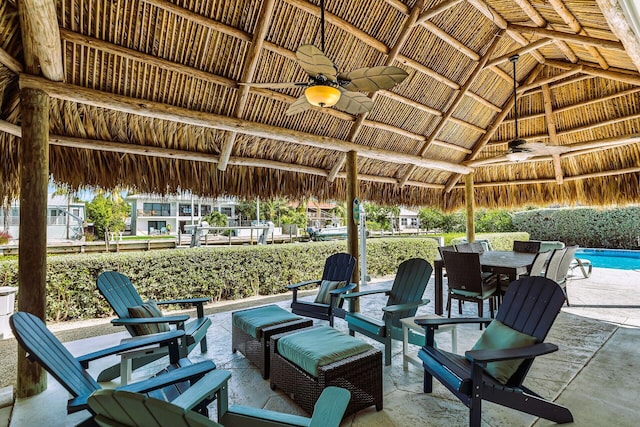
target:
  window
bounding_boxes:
[148,220,167,235]
[179,204,198,216]
[220,207,232,217]
[200,205,212,216]
[401,218,408,226]
[143,203,171,216]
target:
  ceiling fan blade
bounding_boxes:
[285,94,313,116]
[296,45,337,80]
[334,89,373,115]
[339,66,409,92]
[238,82,307,89]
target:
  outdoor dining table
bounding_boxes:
[433,250,537,315]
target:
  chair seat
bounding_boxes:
[232,305,302,339]
[276,326,372,377]
[450,285,496,299]
[344,312,385,337]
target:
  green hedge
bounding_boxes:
[512,207,640,249]
[0,238,441,322]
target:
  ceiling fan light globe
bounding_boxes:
[305,85,341,107]
[506,151,532,162]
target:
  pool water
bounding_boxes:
[575,249,640,270]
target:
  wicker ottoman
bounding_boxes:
[269,326,383,416]
[232,304,313,379]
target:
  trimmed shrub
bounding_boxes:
[0,238,440,322]
[450,232,530,251]
[512,207,640,249]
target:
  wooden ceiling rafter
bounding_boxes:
[597,0,640,72]
[19,74,472,175]
[548,0,609,69]
[399,29,504,187]
[217,0,276,172]
[0,117,444,189]
[467,134,640,167]
[0,46,22,74]
[507,24,626,51]
[512,0,579,64]
[329,0,426,183]
[445,63,545,192]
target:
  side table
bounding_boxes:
[401,314,457,371]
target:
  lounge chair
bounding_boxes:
[570,257,592,278]
[416,276,573,427]
[343,258,433,365]
[96,271,212,381]
[87,381,351,427]
[10,312,218,417]
[287,252,356,326]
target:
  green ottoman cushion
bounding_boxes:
[232,305,302,339]
[277,326,373,377]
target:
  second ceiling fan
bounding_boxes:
[242,0,409,116]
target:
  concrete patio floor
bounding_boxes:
[4,266,640,426]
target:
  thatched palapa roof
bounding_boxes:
[1,0,640,210]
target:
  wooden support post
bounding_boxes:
[17,88,49,397]
[346,150,360,311]
[465,173,475,243]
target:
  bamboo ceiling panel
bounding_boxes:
[1,0,640,209]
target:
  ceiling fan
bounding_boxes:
[502,54,569,162]
[241,0,408,116]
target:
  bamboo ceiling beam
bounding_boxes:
[0,47,23,74]
[516,67,584,94]
[541,84,564,184]
[503,86,640,123]
[142,0,497,123]
[507,24,626,51]
[415,0,464,26]
[445,64,545,192]
[332,0,426,182]
[19,75,472,175]
[597,0,640,73]
[456,166,640,188]
[468,134,640,167]
[379,90,442,116]
[0,119,443,189]
[400,30,503,187]
[18,0,64,80]
[466,0,545,63]
[218,0,276,172]
[485,39,554,68]
[549,0,609,69]
[512,0,579,63]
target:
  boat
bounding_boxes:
[307,226,348,241]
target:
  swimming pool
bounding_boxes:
[575,249,640,270]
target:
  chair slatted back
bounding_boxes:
[496,276,566,385]
[544,248,567,283]
[469,242,485,253]
[97,271,145,336]
[320,252,356,283]
[385,258,433,328]
[556,246,579,283]
[437,245,457,259]
[89,389,219,427]
[528,251,550,276]
[442,251,484,293]
[513,240,541,253]
[454,243,474,253]
[10,312,100,400]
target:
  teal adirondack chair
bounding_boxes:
[97,271,212,381]
[10,312,218,417]
[343,258,433,365]
[88,384,351,427]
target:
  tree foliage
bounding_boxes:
[364,203,400,231]
[86,193,131,239]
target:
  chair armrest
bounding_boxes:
[329,282,357,295]
[76,329,185,366]
[341,288,391,299]
[111,314,190,326]
[156,297,210,306]
[382,299,430,313]
[465,342,558,363]
[414,317,492,328]
[285,279,321,290]
[171,370,232,411]
[119,360,217,394]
